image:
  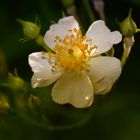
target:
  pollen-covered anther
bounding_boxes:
[53,45,63,52]
[63,36,71,45]
[49,28,95,72]
[51,63,58,72]
[74,28,78,32]
[55,35,60,40]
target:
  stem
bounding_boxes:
[35,35,53,52]
[121,36,134,67]
[18,106,94,131]
[121,46,132,67]
[82,0,95,22]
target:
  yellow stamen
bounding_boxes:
[48,28,96,72]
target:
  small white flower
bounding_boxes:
[29,16,122,108]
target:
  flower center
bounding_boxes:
[48,28,97,72]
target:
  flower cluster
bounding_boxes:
[29,16,122,108]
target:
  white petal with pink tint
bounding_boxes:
[28,52,63,88]
[86,20,122,55]
[44,16,79,50]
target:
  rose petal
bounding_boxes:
[86,20,122,55]
[44,16,80,50]
[88,56,122,95]
[52,72,94,108]
[28,52,63,88]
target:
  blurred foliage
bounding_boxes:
[0,0,140,140]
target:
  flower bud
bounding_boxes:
[120,9,139,37]
[17,19,40,40]
[8,73,25,91]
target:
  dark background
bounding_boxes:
[0,0,140,140]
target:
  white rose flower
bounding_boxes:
[29,16,122,108]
